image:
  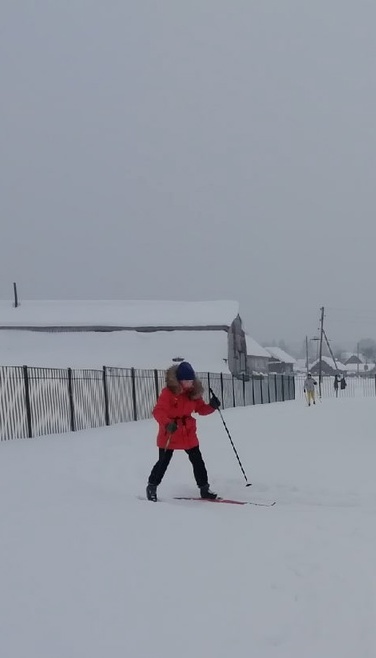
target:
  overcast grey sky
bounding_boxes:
[1,1,376,348]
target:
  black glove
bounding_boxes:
[209,394,221,409]
[165,421,178,434]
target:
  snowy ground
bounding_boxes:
[1,396,376,657]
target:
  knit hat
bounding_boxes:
[176,361,196,381]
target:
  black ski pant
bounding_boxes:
[148,446,208,488]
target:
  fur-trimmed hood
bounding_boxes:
[165,365,204,399]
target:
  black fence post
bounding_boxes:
[232,376,236,407]
[131,367,137,421]
[267,375,271,403]
[67,368,75,431]
[207,372,211,401]
[22,365,32,438]
[102,366,110,426]
[260,377,264,404]
[274,374,278,401]
[154,369,160,401]
[251,375,255,405]
[220,373,224,407]
[281,374,285,402]
[242,374,246,406]
[292,375,296,400]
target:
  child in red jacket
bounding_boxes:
[146,361,220,502]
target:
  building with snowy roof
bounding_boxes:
[245,335,270,374]
[309,356,347,376]
[344,362,371,376]
[265,346,296,374]
[341,352,364,365]
[0,299,239,332]
[0,299,247,375]
[293,358,308,374]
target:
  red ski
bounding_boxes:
[174,497,276,507]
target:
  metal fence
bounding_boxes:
[0,366,295,441]
[295,374,376,399]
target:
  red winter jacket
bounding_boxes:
[152,367,215,450]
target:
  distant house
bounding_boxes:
[0,299,248,375]
[245,335,270,374]
[345,363,371,376]
[310,356,347,377]
[294,358,308,374]
[265,347,296,374]
[342,352,364,365]
[338,352,372,376]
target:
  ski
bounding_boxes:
[137,495,276,506]
[173,497,276,507]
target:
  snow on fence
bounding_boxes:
[0,366,295,441]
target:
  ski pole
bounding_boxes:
[209,388,252,487]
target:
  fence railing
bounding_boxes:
[0,366,295,441]
[295,374,376,398]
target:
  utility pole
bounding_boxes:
[323,329,338,372]
[305,336,309,374]
[318,306,325,398]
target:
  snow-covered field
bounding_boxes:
[1,396,376,657]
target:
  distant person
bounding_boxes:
[304,372,317,406]
[340,375,347,391]
[334,374,340,397]
[146,361,221,502]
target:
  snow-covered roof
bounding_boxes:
[342,352,355,362]
[0,329,231,372]
[342,352,365,364]
[245,335,270,358]
[264,347,296,364]
[310,356,347,371]
[0,299,239,329]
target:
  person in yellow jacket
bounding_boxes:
[304,373,317,406]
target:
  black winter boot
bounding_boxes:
[200,484,217,500]
[146,483,158,502]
